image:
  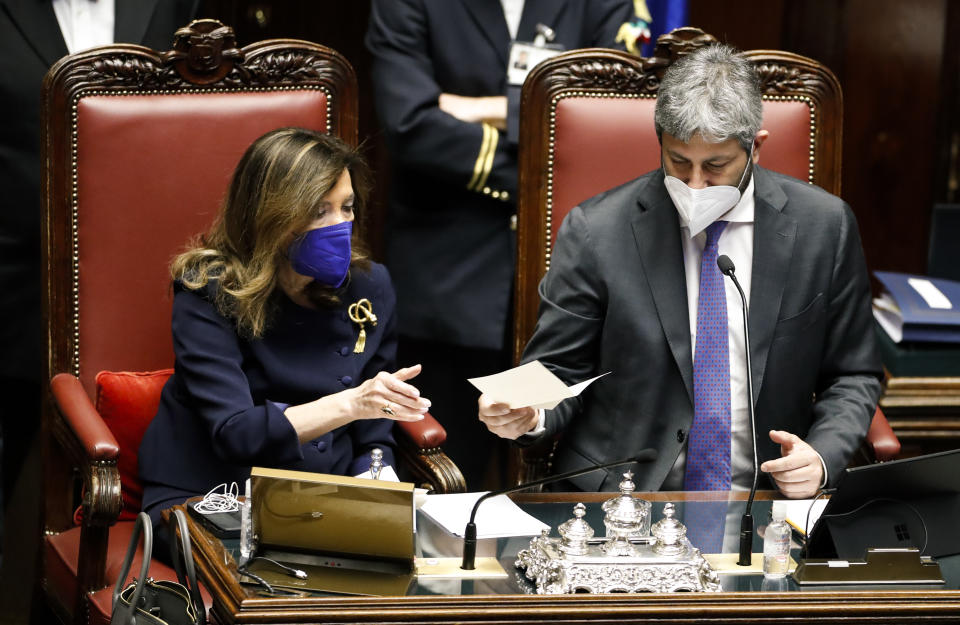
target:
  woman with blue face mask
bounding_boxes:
[138,128,430,541]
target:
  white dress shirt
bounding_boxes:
[53,0,115,54]
[500,0,525,40]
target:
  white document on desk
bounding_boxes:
[468,360,609,410]
[783,498,829,536]
[420,492,550,539]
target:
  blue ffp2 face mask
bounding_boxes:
[288,220,353,287]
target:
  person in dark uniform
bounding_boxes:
[0,1,196,614]
[0,0,199,508]
[365,0,637,489]
[138,128,431,534]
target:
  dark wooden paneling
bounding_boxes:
[839,0,946,277]
[780,0,847,77]
[934,0,960,205]
[691,0,949,286]
[687,0,786,50]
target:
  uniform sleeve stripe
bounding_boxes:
[467,123,494,191]
[475,123,498,192]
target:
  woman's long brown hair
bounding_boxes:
[171,128,372,337]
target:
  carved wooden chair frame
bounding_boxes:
[41,19,464,623]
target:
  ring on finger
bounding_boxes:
[381,403,395,416]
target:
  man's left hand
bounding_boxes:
[760,430,823,499]
[438,93,507,130]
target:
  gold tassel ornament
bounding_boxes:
[347,298,377,353]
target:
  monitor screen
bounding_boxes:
[806,448,960,559]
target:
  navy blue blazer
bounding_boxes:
[139,263,398,513]
[366,0,634,350]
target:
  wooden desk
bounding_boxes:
[184,491,960,624]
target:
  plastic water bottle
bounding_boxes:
[239,478,253,567]
[763,501,791,578]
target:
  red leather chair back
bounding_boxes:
[74,91,331,395]
[44,25,358,398]
[513,28,843,363]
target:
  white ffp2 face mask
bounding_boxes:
[663,145,753,237]
[663,177,740,237]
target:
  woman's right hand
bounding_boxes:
[285,364,430,444]
[349,364,430,422]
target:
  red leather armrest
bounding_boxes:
[395,411,446,449]
[50,373,120,461]
[866,406,900,462]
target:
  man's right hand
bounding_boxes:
[478,394,538,439]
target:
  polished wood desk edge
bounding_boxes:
[177,499,960,623]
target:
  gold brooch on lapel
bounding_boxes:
[347,298,377,353]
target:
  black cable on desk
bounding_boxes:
[819,497,930,555]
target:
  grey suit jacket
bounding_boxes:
[521,166,883,492]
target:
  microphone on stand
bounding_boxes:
[717,254,759,567]
[461,449,658,570]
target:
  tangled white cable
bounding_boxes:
[194,482,240,514]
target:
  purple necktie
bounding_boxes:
[685,220,731,491]
[683,500,728,554]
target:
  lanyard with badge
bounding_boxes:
[506,24,565,144]
[507,24,565,87]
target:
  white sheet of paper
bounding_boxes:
[782,498,828,536]
[872,304,903,343]
[419,492,550,539]
[468,360,609,410]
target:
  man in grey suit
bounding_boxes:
[478,45,882,498]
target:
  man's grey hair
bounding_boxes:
[654,44,762,152]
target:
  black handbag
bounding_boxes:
[110,510,205,625]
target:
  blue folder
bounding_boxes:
[873,271,960,343]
